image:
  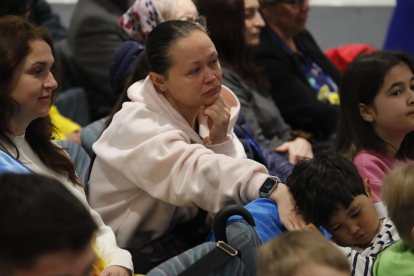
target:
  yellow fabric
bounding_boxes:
[50,105,81,141]
[92,240,106,276]
[91,235,144,276]
[317,84,340,105]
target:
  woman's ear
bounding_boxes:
[363,178,375,200]
[149,72,167,92]
[411,227,414,244]
[359,103,375,123]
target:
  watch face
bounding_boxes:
[259,178,277,194]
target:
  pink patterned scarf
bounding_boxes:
[119,0,165,43]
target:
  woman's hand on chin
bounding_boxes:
[268,183,307,231]
[204,96,231,144]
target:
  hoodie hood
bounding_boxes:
[127,76,240,144]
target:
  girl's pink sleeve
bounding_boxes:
[353,153,390,203]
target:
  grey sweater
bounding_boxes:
[222,68,291,149]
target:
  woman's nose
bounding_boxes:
[204,69,217,83]
[254,12,266,28]
[44,71,58,90]
[301,0,311,12]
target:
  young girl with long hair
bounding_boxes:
[334,51,414,203]
[0,15,133,276]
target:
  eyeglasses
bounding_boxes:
[276,0,308,10]
[184,15,207,29]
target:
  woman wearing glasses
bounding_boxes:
[251,0,342,141]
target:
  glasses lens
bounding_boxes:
[196,15,207,29]
[294,0,306,9]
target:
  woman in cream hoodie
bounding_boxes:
[89,21,304,251]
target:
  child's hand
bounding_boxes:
[304,223,324,237]
[204,96,231,144]
[99,265,131,276]
[275,137,313,164]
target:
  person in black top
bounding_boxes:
[251,0,342,140]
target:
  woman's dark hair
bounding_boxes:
[106,20,205,128]
[334,50,414,161]
[0,173,97,272]
[0,0,32,17]
[0,15,81,186]
[195,0,267,90]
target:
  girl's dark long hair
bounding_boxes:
[106,20,205,128]
[0,16,81,186]
[195,0,268,91]
[334,51,414,161]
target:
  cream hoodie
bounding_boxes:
[89,77,269,248]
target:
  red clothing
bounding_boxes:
[324,44,376,73]
[354,151,412,203]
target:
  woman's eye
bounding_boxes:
[351,211,360,218]
[391,90,401,96]
[210,59,218,66]
[244,8,255,19]
[190,68,200,74]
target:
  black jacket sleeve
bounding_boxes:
[250,29,342,138]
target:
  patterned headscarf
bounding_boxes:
[119,0,165,44]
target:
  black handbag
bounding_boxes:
[125,207,208,274]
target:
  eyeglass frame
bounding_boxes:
[274,0,308,10]
[184,15,207,29]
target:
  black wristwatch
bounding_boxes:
[259,177,281,198]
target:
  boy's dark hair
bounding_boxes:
[0,173,97,273]
[287,151,367,226]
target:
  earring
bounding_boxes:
[368,117,373,122]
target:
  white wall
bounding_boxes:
[311,0,395,6]
[49,0,396,50]
[47,0,396,5]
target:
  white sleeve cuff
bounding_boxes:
[205,134,238,158]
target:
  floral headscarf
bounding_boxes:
[119,0,165,44]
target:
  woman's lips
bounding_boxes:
[38,95,51,102]
[204,86,221,96]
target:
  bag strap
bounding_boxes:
[178,206,254,276]
[178,241,239,276]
